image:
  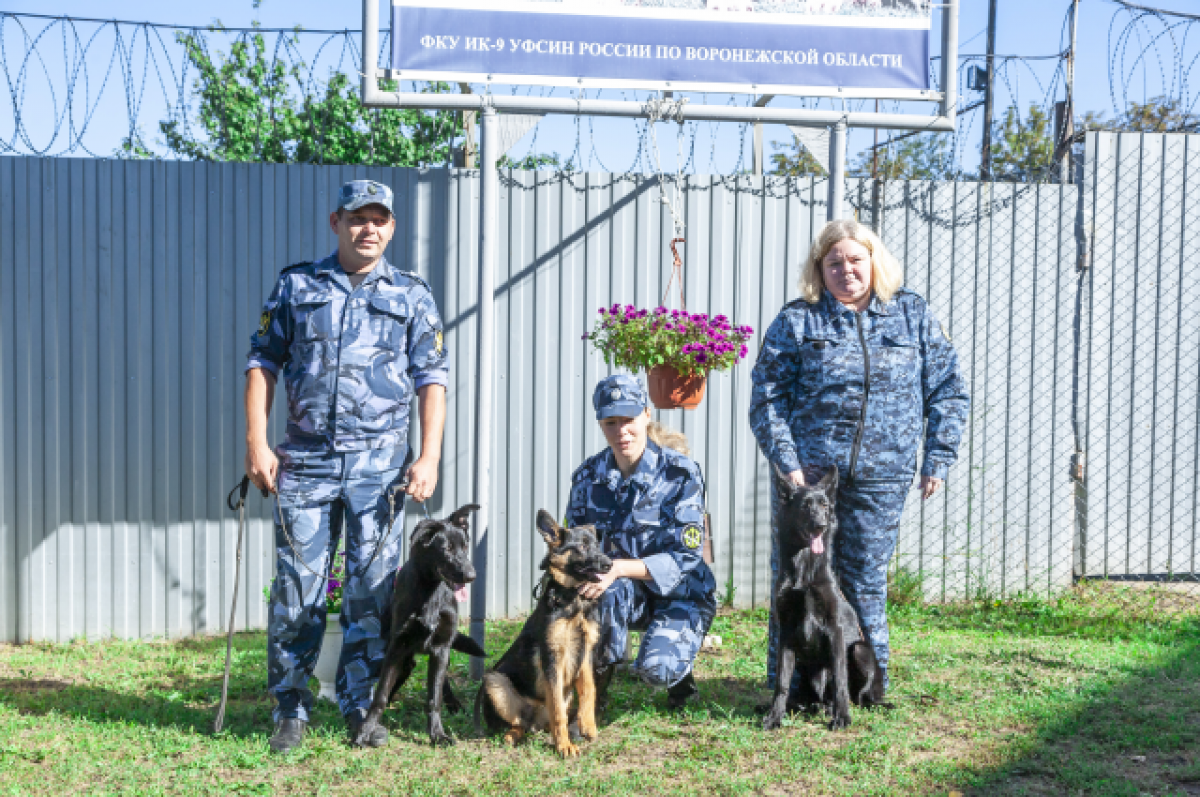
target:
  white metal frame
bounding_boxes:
[359,0,959,677]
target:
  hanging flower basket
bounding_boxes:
[583,304,753,410]
[648,364,707,410]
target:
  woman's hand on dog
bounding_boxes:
[577,559,651,600]
[246,444,279,494]
[405,456,440,502]
[920,475,943,500]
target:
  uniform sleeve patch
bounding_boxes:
[258,309,272,336]
[435,330,444,356]
[938,320,951,342]
[681,524,703,550]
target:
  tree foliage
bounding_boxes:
[987,104,1056,182]
[770,136,826,177]
[120,27,463,166]
[851,133,959,181]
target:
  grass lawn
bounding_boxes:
[0,584,1198,796]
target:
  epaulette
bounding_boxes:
[280,261,312,274]
[398,269,432,292]
[783,297,809,309]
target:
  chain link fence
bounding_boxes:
[845,131,1200,617]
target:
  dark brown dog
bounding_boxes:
[762,466,887,732]
[354,503,486,747]
[474,510,613,757]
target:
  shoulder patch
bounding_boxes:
[258,309,272,336]
[681,524,703,550]
[280,261,312,274]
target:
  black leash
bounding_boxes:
[214,475,267,734]
[358,473,430,578]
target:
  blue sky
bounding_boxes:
[3,0,1197,173]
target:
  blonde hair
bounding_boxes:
[648,422,691,457]
[799,220,903,305]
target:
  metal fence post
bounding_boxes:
[827,119,848,222]
[469,105,498,680]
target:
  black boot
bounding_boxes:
[268,718,307,754]
[666,672,699,712]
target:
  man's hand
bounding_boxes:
[405,456,439,503]
[785,469,806,489]
[920,475,944,500]
[246,444,279,494]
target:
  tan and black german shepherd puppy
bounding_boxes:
[474,510,613,757]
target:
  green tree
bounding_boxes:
[150,27,461,165]
[851,133,958,180]
[988,104,1056,182]
[770,135,825,177]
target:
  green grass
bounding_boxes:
[0,586,1198,796]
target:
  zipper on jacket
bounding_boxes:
[847,310,871,481]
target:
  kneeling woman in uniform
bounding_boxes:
[567,375,716,711]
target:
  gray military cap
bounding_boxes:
[338,179,394,214]
[593,374,649,420]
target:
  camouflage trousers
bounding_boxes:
[597,577,716,689]
[267,447,407,723]
[767,477,911,693]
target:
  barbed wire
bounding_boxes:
[4,7,1196,177]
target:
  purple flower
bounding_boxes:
[695,352,709,364]
[581,334,589,340]
[655,307,668,315]
[740,345,749,357]
[714,314,728,323]
[671,310,682,318]
[620,318,630,325]
[599,307,607,315]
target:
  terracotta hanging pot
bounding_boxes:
[648,364,707,410]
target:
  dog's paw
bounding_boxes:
[429,731,457,747]
[555,740,581,758]
[761,711,784,731]
[827,713,851,731]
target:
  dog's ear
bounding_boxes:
[409,519,438,548]
[772,463,799,498]
[536,509,565,549]
[448,503,481,531]
[816,465,838,498]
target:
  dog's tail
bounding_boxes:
[451,632,487,658]
[473,677,487,736]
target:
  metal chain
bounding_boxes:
[644,95,689,241]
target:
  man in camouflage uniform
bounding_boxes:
[749,287,968,694]
[244,180,448,753]
[567,375,716,710]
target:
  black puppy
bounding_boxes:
[354,503,487,748]
[474,511,613,758]
[762,466,887,732]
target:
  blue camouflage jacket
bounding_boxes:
[749,288,969,483]
[246,254,448,454]
[566,441,716,603]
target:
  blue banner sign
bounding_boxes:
[390,1,931,98]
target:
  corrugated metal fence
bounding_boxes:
[3,132,1196,642]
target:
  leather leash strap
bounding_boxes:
[214,475,266,734]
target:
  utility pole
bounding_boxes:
[1061,0,1080,183]
[980,0,998,180]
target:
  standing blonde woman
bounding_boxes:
[748,219,969,697]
